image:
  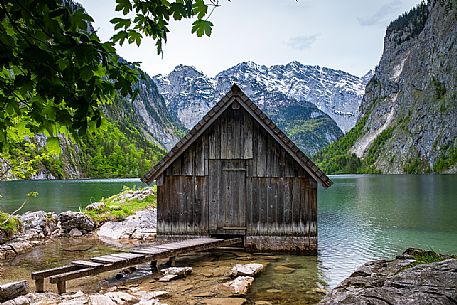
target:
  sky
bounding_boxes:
[78,0,422,78]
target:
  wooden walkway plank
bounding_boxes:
[31,265,81,279]
[72,260,104,268]
[32,237,243,294]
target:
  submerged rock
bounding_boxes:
[230,263,264,277]
[319,249,457,305]
[159,266,192,282]
[223,276,255,295]
[202,298,247,305]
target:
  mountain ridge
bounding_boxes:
[153,61,371,156]
[316,0,457,174]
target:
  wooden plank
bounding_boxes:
[193,138,205,176]
[283,178,292,231]
[182,145,193,175]
[233,109,241,159]
[32,265,81,279]
[109,253,145,260]
[292,178,301,232]
[49,268,95,284]
[71,260,104,268]
[243,110,253,159]
[277,178,285,235]
[91,255,125,264]
[130,248,169,255]
[256,127,267,177]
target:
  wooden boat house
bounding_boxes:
[142,85,332,254]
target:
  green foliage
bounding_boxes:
[432,77,447,100]
[387,1,429,43]
[433,145,457,172]
[314,114,369,174]
[0,117,166,179]
[361,127,394,173]
[1,0,218,168]
[84,185,157,224]
[0,0,140,152]
[111,0,218,54]
[0,211,21,238]
[403,154,430,174]
[81,120,165,178]
[400,249,455,271]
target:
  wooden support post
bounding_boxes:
[150,260,158,272]
[34,279,44,293]
[56,281,66,294]
[168,256,176,267]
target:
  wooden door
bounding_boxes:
[208,160,246,234]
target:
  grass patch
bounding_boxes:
[84,185,157,225]
[0,211,22,239]
[400,249,456,271]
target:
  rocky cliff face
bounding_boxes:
[153,62,370,155]
[353,0,457,173]
[317,0,457,174]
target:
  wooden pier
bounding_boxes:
[31,237,242,294]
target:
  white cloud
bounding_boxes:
[357,1,402,26]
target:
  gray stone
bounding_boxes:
[68,228,83,237]
[160,266,192,276]
[230,263,264,277]
[0,281,29,302]
[202,298,247,305]
[273,265,295,274]
[89,294,116,305]
[84,202,106,211]
[58,211,95,235]
[318,250,457,305]
[9,241,33,254]
[97,209,157,240]
[19,211,58,239]
[223,276,254,295]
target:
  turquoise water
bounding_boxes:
[0,179,145,213]
[318,174,457,287]
[1,175,456,290]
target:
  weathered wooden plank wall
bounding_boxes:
[157,103,317,241]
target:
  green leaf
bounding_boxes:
[192,19,213,37]
[115,0,133,15]
[192,0,208,19]
[46,137,62,155]
[111,17,132,30]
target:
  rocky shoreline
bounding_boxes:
[318,248,457,305]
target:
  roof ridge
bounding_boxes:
[142,84,332,188]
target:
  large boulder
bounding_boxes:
[230,263,264,277]
[58,212,95,236]
[319,249,457,305]
[97,208,157,240]
[19,211,58,239]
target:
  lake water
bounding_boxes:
[0,178,146,213]
[1,175,457,295]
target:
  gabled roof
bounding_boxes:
[142,84,332,188]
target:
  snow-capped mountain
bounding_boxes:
[155,62,373,155]
[154,61,370,133]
